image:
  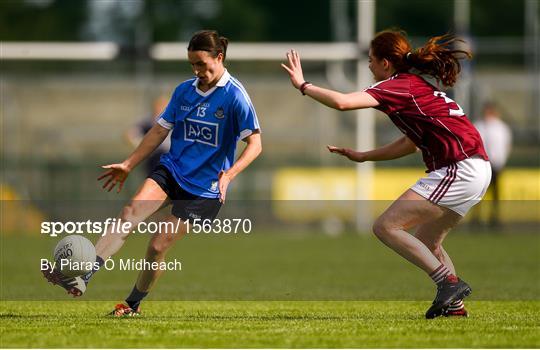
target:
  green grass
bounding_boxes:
[2,231,539,300]
[1,301,539,348]
[1,231,539,347]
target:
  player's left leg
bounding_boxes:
[415,208,461,273]
[134,215,187,297]
[415,210,469,317]
[110,215,186,316]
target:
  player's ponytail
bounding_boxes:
[409,34,471,87]
[188,30,228,61]
[219,36,228,58]
[370,29,471,87]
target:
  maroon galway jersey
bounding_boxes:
[364,73,488,172]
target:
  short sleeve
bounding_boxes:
[233,89,261,141]
[157,88,179,130]
[363,77,410,114]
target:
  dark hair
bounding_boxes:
[370,29,471,87]
[187,30,229,61]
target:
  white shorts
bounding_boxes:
[410,156,492,216]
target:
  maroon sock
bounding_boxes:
[429,264,451,284]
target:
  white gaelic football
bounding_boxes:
[53,235,97,277]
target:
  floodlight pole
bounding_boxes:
[454,0,472,117]
[525,0,540,136]
[355,0,375,233]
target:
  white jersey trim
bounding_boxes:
[435,119,469,158]
[157,117,174,130]
[363,74,398,91]
[239,129,254,141]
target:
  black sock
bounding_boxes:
[126,285,148,310]
[82,256,105,285]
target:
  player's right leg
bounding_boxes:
[41,265,87,297]
[94,178,169,259]
[43,178,168,296]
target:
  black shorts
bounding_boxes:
[148,165,222,221]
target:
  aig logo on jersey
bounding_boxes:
[184,118,219,147]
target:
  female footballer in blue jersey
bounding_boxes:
[43,30,262,316]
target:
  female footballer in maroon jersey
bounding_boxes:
[282,29,491,319]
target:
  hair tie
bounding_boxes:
[406,52,412,60]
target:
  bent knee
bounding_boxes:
[372,217,392,240]
[147,241,166,257]
[120,203,144,224]
[147,237,175,257]
[372,215,409,242]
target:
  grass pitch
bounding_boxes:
[1,300,539,348]
[1,230,539,347]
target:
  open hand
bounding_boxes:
[97,163,130,193]
[281,49,305,89]
[327,145,364,162]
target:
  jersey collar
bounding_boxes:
[192,69,230,97]
[215,69,230,87]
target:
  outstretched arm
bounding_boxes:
[98,124,170,192]
[218,131,262,203]
[281,49,379,110]
[328,136,418,162]
[122,124,170,170]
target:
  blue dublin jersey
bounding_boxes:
[156,70,260,198]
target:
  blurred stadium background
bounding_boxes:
[1,0,539,230]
